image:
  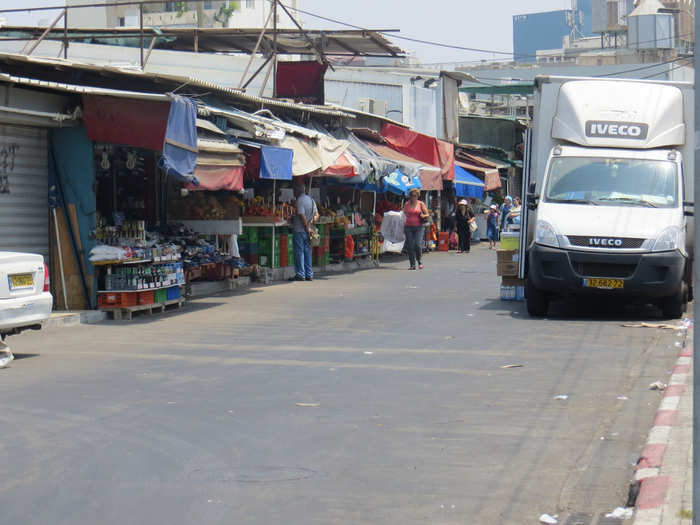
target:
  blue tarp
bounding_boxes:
[454,165,485,199]
[260,145,293,180]
[382,169,422,196]
[161,95,198,185]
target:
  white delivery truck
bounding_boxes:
[521,76,694,318]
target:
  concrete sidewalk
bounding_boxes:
[634,327,693,525]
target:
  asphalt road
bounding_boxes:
[0,244,686,525]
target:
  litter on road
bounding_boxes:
[605,507,634,519]
[501,364,523,368]
[617,395,629,400]
[553,395,569,400]
[649,381,667,391]
[363,351,374,355]
[622,322,687,330]
[296,403,320,407]
[539,513,558,524]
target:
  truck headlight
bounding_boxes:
[535,220,560,248]
[651,226,683,253]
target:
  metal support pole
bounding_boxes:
[272,0,278,98]
[24,9,65,56]
[238,7,274,90]
[259,59,274,97]
[139,3,144,69]
[694,7,699,522]
[63,8,67,59]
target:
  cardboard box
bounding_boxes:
[497,261,519,277]
[501,276,525,287]
[497,249,518,263]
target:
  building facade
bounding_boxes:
[65,0,300,29]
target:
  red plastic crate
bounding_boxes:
[138,290,154,305]
[98,291,138,308]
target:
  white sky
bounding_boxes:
[0,1,574,63]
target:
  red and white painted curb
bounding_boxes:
[632,337,692,525]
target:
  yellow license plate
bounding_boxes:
[9,273,34,289]
[584,278,624,289]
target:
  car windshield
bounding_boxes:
[544,156,678,208]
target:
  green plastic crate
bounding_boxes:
[154,288,167,304]
[241,226,259,243]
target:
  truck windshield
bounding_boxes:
[544,157,678,208]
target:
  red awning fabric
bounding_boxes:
[380,123,455,181]
[454,160,501,191]
[83,95,170,151]
[323,151,357,178]
[186,165,244,191]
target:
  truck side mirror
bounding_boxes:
[684,201,694,217]
[527,193,539,210]
[527,183,539,210]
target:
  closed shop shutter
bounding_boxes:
[0,125,49,258]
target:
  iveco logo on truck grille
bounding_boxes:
[589,238,624,247]
[585,121,649,140]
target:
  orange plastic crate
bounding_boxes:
[98,291,138,308]
[138,290,155,305]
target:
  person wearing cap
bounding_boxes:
[403,188,430,270]
[454,199,475,253]
[499,196,513,235]
[487,204,500,250]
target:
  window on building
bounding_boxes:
[165,2,175,12]
[204,1,213,8]
[118,17,125,26]
[246,0,254,8]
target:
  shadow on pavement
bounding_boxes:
[11,353,40,360]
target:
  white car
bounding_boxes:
[0,252,53,362]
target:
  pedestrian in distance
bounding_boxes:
[455,199,475,253]
[487,204,499,250]
[289,184,317,282]
[499,195,512,237]
[403,188,430,270]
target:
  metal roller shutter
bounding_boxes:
[0,125,49,258]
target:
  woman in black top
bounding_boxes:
[455,199,475,253]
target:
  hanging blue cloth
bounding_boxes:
[260,145,293,180]
[161,94,198,181]
[454,165,485,199]
[382,169,422,196]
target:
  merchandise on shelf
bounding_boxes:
[103,262,185,291]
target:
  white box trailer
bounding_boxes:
[521,76,694,318]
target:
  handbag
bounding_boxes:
[420,201,430,224]
[469,220,478,233]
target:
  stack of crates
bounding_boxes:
[238,226,259,266]
[497,249,524,301]
[259,229,281,268]
[312,224,331,266]
[287,234,294,267]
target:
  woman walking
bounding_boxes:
[455,199,475,253]
[404,188,430,270]
[486,204,499,250]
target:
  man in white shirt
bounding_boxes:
[290,184,316,281]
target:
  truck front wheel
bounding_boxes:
[659,282,688,319]
[526,278,549,317]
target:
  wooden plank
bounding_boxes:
[50,208,87,310]
[67,203,94,301]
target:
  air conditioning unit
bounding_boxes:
[358,98,388,116]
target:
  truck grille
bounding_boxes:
[567,236,645,249]
[573,262,637,278]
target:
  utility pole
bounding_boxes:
[694,3,699,523]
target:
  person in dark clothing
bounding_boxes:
[454,199,475,253]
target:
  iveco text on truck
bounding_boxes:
[521,76,694,318]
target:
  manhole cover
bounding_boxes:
[188,466,316,484]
